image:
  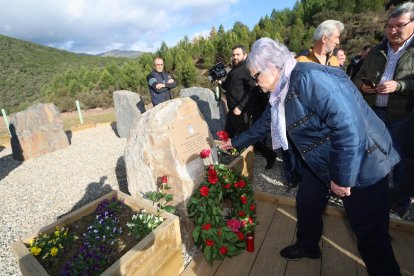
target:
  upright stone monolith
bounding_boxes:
[180,87,226,139]
[124,97,218,250]
[9,103,69,161]
[113,90,146,138]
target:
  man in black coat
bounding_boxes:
[220,45,276,168]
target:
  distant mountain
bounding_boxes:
[97,49,144,58]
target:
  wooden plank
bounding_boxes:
[389,229,414,275]
[249,205,297,276]
[281,212,321,276]
[10,241,49,276]
[321,215,368,276]
[214,200,278,276]
[151,247,184,276]
[228,145,254,183]
[180,251,221,276]
[255,191,414,233]
[104,219,179,275]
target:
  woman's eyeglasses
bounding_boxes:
[384,19,413,31]
[252,71,261,82]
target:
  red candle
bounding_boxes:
[246,233,254,252]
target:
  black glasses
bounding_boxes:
[252,71,261,82]
[384,19,413,31]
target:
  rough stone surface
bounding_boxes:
[180,87,227,139]
[113,90,146,138]
[9,103,69,161]
[124,97,218,250]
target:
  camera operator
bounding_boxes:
[219,44,277,169]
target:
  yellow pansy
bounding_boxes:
[50,247,58,256]
[30,246,41,256]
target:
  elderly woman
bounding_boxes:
[221,38,401,276]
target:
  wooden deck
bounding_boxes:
[182,191,414,276]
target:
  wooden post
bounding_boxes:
[75,100,84,124]
[1,109,11,136]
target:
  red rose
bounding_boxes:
[161,175,168,184]
[208,174,218,184]
[237,231,245,241]
[241,195,247,204]
[237,180,246,188]
[250,204,255,211]
[226,219,242,232]
[200,149,211,159]
[202,223,211,230]
[208,168,217,176]
[241,220,247,227]
[208,169,218,184]
[248,216,253,225]
[200,186,209,197]
[208,164,214,170]
[223,183,231,189]
[206,239,214,246]
[217,130,229,142]
[238,211,246,217]
[219,246,228,255]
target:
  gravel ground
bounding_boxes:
[0,124,412,275]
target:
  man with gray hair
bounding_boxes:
[296,19,344,67]
[354,2,414,219]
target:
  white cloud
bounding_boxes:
[0,0,242,53]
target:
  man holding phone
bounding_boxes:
[361,78,376,88]
[354,2,414,219]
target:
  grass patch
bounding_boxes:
[0,112,116,147]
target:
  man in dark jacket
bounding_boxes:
[346,45,371,81]
[220,45,276,169]
[354,2,414,218]
[220,45,256,137]
[147,57,177,106]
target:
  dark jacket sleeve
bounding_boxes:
[232,104,272,149]
[236,72,256,111]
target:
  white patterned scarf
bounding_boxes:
[269,56,297,150]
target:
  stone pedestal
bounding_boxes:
[9,103,69,161]
[124,98,218,250]
[113,90,146,138]
[180,87,226,139]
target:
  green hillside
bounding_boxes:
[0,0,394,114]
[0,34,128,112]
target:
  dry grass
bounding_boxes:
[0,111,116,147]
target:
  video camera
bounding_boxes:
[208,61,227,82]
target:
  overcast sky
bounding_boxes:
[0,0,297,55]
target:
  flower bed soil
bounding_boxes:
[30,203,138,275]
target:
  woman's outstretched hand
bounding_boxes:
[220,138,233,151]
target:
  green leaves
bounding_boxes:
[187,164,257,265]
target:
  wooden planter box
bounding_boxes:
[11,190,184,276]
[225,145,254,184]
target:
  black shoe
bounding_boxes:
[280,244,321,261]
[265,152,277,170]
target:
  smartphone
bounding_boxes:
[361,77,376,88]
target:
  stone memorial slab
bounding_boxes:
[113,90,146,138]
[180,87,226,139]
[124,97,218,250]
[9,103,69,161]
